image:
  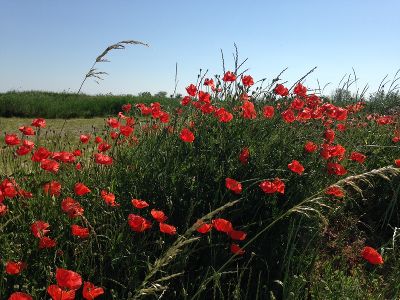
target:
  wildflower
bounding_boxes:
[159,223,177,235]
[325,186,344,198]
[180,128,195,143]
[80,134,90,144]
[181,96,191,106]
[395,159,400,167]
[350,151,366,164]
[40,159,60,173]
[196,222,213,234]
[293,83,307,97]
[242,75,254,86]
[281,109,295,123]
[8,292,33,300]
[101,190,119,207]
[61,197,84,218]
[31,118,46,128]
[151,209,168,222]
[222,71,237,82]
[5,134,20,146]
[39,237,56,249]
[239,147,250,165]
[327,162,347,176]
[230,243,245,255]
[43,181,61,197]
[263,106,274,119]
[47,285,75,300]
[274,84,289,96]
[288,160,305,175]
[131,199,149,209]
[56,268,83,290]
[83,281,104,300]
[361,246,384,265]
[225,178,242,194]
[128,214,152,232]
[186,84,197,96]
[229,230,247,241]
[241,101,257,119]
[71,224,89,238]
[94,153,113,165]
[31,221,50,238]
[74,183,91,196]
[5,261,26,275]
[212,218,233,233]
[304,141,318,153]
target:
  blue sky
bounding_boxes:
[1,0,399,96]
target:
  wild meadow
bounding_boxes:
[1,62,400,300]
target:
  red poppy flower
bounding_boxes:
[101,190,119,207]
[94,153,113,165]
[0,203,7,216]
[71,224,89,238]
[327,162,347,176]
[18,126,35,136]
[239,147,250,165]
[47,285,76,300]
[97,143,111,152]
[259,181,276,194]
[56,268,83,290]
[350,151,366,164]
[263,106,274,119]
[61,197,84,218]
[32,147,52,162]
[131,199,149,209]
[5,134,20,146]
[223,71,237,82]
[39,236,57,249]
[40,159,60,173]
[204,78,214,87]
[180,128,195,143]
[186,84,197,96]
[336,123,346,131]
[31,220,50,238]
[304,141,318,153]
[43,181,61,197]
[293,83,307,97]
[74,183,91,196]
[324,129,335,142]
[212,218,233,233]
[122,103,132,112]
[230,243,245,255]
[395,159,400,167]
[13,144,29,156]
[242,75,254,86]
[325,186,344,198]
[281,109,295,123]
[290,98,304,110]
[31,118,46,128]
[229,230,247,241]
[241,101,257,119]
[288,160,305,175]
[151,209,168,222]
[128,214,152,232]
[80,134,90,144]
[5,261,26,275]
[181,96,191,106]
[8,292,33,300]
[119,126,134,137]
[225,178,242,194]
[274,84,289,96]
[83,281,105,300]
[361,246,384,265]
[159,223,177,235]
[196,222,213,234]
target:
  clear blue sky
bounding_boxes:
[1,0,399,96]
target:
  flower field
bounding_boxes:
[1,71,400,299]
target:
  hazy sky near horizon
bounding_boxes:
[1,0,399,96]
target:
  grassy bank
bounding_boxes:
[0,91,179,118]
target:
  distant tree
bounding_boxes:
[138,91,152,97]
[332,88,352,102]
[155,91,168,98]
